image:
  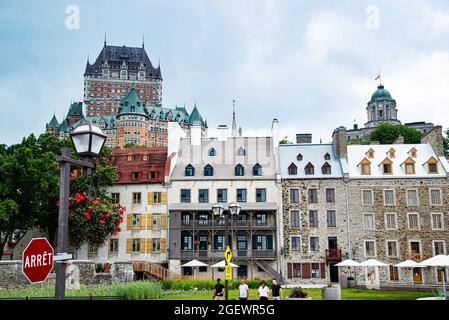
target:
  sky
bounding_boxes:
[1,0,449,145]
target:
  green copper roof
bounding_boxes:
[67,102,83,117]
[118,88,148,118]
[371,85,393,101]
[47,114,59,127]
[189,106,204,125]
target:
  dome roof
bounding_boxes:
[371,85,393,101]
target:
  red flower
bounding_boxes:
[100,214,104,218]
[117,227,121,232]
[119,208,124,215]
[99,219,105,225]
[56,200,60,207]
[83,191,87,196]
[119,217,124,223]
[105,213,110,219]
[75,193,84,203]
[84,211,91,220]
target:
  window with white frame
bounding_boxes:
[363,213,375,230]
[365,240,376,257]
[433,241,446,255]
[384,190,395,206]
[406,189,418,206]
[385,213,397,230]
[430,189,442,205]
[386,240,398,257]
[362,190,373,206]
[407,213,420,230]
[309,237,319,252]
[290,189,299,203]
[290,210,300,228]
[291,236,301,252]
[431,213,444,230]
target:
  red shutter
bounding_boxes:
[302,263,311,279]
[320,263,326,279]
[287,263,293,279]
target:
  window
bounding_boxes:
[253,163,262,176]
[366,148,375,158]
[385,213,397,230]
[111,193,120,204]
[235,164,244,176]
[365,240,376,257]
[152,214,161,229]
[388,148,396,158]
[362,190,373,206]
[127,155,133,161]
[384,190,395,206]
[326,188,335,203]
[256,188,266,202]
[199,266,207,272]
[131,238,141,253]
[185,164,195,176]
[150,171,157,179]
[208,148,216,156]
[406,189,418,206]
[431,213,444,230]
[291,237,301,252]
[433,241,446,255]
[290,189,299,203]
[382,161,392,175]
[237,147,246,156]
[359,158,371,175]
[132,214,141,229]
[288,163,297,175]
[403,158,415,174]
[321,162,332,174]
[326,210,336,227]
[291,210,300,228]
[430,189,442,205]
[204,164,213,176]
[309,210,318,228]
[305,162,314,175]
[256,213,267,226]
[389,266,399,281]
[426,157,439,173]
[132,192,141,204]
[407,213,420,230]
[152,239,161,252]
[311,263,321,278]
[409,147,417,158]
[310,237,319,252]
[363,214,375,230]
[214,235,225,251]
[152,192,162,204]
[182,235,193,250]
[217,189,227,203]
[88,245,98,255]
[324,153,331,160]
[198,189,209,203]
[143,154,148,161]
[428,163,438,174]
[387,241,398,257]
[109,239,118,253]
[181,189,191,203]
[296,153,303,161]
[236,189,247,202]
[308,189,318,203]
[237,235,247,250]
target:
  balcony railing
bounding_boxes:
[325,248,342,262]
[180,219,275,229]
[180,249,276,260]
[404,253,433,262]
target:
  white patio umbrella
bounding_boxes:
[419,255,449,299]
[395,260,423,268]
[335,259,361,281]
[359,259,389,267]
[210,260,239,268]
[182,259,209,279]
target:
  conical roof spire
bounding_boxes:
[232,99,237,136]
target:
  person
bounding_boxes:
[213,278,225,300]
[271,279,282,300]
[238,279,249,300]
[258,280,269,301]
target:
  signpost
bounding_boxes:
[224,245,232,298]
[225,246,232,263]
[22,238,54,284]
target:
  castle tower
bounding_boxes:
[364,84,400,128]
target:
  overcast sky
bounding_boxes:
[1,0,449,145]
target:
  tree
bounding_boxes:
[370,124,422,144]
[443,129,449,156]
[279,139,289,145]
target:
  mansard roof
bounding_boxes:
[118,88,148,118]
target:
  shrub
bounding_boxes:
[111,281,162,300]
[289,287,308,298]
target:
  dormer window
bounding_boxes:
[208,148,216,156]
[305,162,314,175]
[366,148,375,158]
[380,158,393,175]
[402,158,415,174]
[321,162,332,175]
[409,147,418,158]
[288,163,297,175]
[324,153,331,160]
[185,164,195,176]
[237,147,246,156]
[388,148,396,158]
[143,154,148,161]
[297,153,303,161]
[426,157,439,174]
[235,164,245,176]
[253,163,262,176]
[132,172,141,180]
[359,158,371,175]
[127,155,133,161]
[204,164,214,176]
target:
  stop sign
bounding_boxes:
[22,238,54,284]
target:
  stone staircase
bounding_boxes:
[255,260,287,284]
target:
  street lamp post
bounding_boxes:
[55,124,106,300]
[212,202,241,301]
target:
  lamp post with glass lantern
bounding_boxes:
[55,124,106,300]
[212,202,241,300]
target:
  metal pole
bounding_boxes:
[55,147,71,300]
[225,215,229,301]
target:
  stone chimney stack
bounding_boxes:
[421,125,444,157]
[393,135,404,144]
[217,125,228,142]
[190,124,202,146]
[332,126,347,158]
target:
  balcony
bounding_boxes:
[180,249,276,260]
[180,219,275,230]
[326,248,342,262]
[404,253,432,262]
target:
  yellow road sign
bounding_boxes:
[224,246,232,263]
[225,265,232,280]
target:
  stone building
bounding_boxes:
[279,138,350,284]
[167,120,283,280]
[76,147,171,266]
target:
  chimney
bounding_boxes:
[353,123,358,130]
[332,126,347,158]
[393,135,404,144]
[217,125,228,141]
[296,133,312,144]
[190,124,202,146]
[421,125,444,156]
[271,119,279,144]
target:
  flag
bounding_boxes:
[375,75,380,80]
